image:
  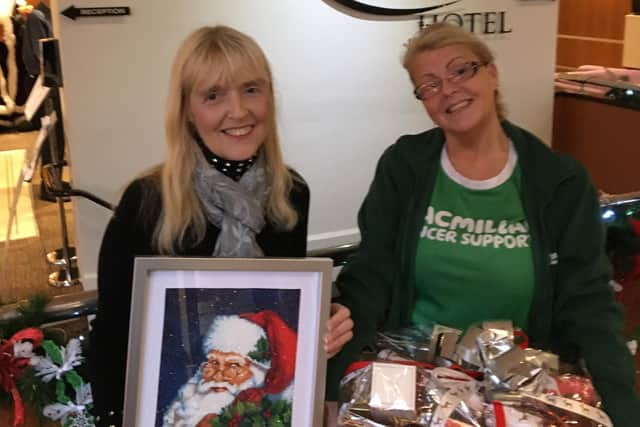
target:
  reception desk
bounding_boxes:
[553,92,640,194]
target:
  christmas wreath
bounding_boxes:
[0,294,95,427]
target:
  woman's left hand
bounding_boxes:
[324,303,354,358]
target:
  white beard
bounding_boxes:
[162,365,267,427]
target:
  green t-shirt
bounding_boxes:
[412,143,534,331]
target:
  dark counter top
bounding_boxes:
[555,89,640,111]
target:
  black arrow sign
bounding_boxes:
[332,0,461,16]
[62,5,130,20]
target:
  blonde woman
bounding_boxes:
[327,23,639,425]
[89,26,352,426]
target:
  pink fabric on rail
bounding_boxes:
[554,80,609,97]
[554,65,640,96]
[566,65,640,84]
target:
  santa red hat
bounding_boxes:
[204,310,297,395]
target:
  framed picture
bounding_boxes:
[123,257,333,427]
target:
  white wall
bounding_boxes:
[56,0,558,289]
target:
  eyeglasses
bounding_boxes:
[413,61,488,101]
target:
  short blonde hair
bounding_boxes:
[153,26,298,254]
[403,23,506,119]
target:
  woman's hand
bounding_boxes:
[324,303,354,358]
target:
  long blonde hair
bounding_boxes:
[151,26,297,254]
[403,23,506,120]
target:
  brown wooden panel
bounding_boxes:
[556,37,623,68]
[558,0,631,40]
[552,95,640,194]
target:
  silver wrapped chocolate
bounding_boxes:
[338,361,436,426]
[338,363,483,426]
[375,326,433,362]
[454,326,484,369]
[338,322,610,426]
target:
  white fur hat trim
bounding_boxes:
[204,315,268,366]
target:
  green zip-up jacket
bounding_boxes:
[327,121,639,425]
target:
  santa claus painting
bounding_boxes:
[162,310,296,427]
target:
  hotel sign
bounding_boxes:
[331,0,513,34]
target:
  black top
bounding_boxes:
[88,171,309,426]
[22,2,52,76]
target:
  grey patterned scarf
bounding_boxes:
[192,149,270,257]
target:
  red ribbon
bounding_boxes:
[514,329,529,349]
[493,401,507,427]
[0,328,43,427]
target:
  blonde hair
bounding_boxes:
[151,26,297,254]
[403,22,506,120]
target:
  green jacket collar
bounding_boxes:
[400,120,578,205]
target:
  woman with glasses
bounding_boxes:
[327,22,639,425]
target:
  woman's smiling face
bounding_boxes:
[408,44,499,136]
[188,72,272,161]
